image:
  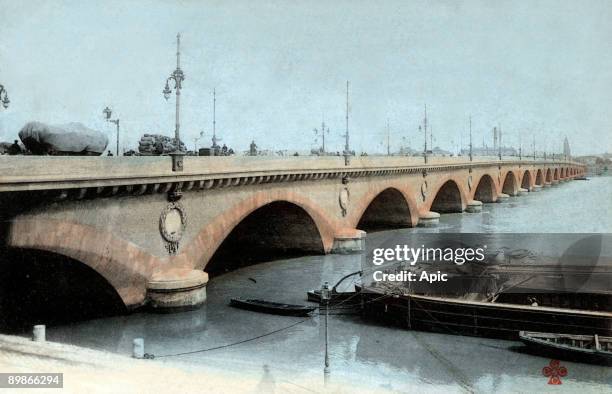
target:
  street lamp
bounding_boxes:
[469,116,473,162]
[342,81,350,166]
[314,120,329,155]
[194,130,204,154]
[103,106,120,156]
[422,104,428,163]
[420,126,426,163]
[163,33,185,152]
[0,84,9,109]
[498,124,502,160]
[321,281,331,376]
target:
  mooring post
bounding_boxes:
[32,325,46,342]
[133,338,144,359]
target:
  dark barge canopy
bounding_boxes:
[18,121,109,156]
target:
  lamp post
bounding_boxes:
[342,81,350,166]
[498,124,502,160]
[194,130,204,154]
[163,33,185,152]
[314,120,329,154]
[103,107,120,156]
[422,104,428,163]
[321,281,331,377]
[0,84,9,109]
[469,115,473,162]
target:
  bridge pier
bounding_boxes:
[518,188,529,196]
[331,229,366,254]
[465,200,483,213]
[532,185,542,192]
[147,269,208,311]
[418,211,440,227]
[496,193,510,202]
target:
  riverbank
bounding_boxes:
[0,333,372,393]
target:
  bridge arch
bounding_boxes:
[473,174,497,203]
[204,201,325,276]
[349,181,419,229]
[5,219,157,308]
[535,169,544,185]
[521,170,532,190]
[553,168,559,180]
[501,171,518,196]
[545,168,552,183]
[0,247,126,330]
[176,190,337,274]
[429,179,465,213]
[356,187,414,231]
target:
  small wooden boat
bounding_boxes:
[519,331,612,364]
[230,298,316,317]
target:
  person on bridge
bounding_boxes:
[107,150,113,156]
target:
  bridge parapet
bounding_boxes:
[0,156,585,194]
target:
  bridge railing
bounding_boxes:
[0,155,585,192]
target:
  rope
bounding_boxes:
[151,284,370,359]
[153,318,309,359]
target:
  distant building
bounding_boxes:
[563,137,571,159]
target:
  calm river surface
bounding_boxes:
[44,177,612,392]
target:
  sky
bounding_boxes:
[0,0,611,155]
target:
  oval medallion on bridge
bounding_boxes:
[421,180,428,201]
[160,202,187,254]
[468,175,473,191]
[339,187,350,217]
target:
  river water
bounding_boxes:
[42,177,612,392]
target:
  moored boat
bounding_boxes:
[519,331,612,365]
[230,298,316,316]
[361,290,612,339]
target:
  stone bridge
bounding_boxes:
[0,156,585,312]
